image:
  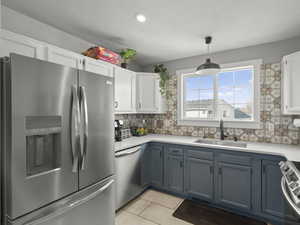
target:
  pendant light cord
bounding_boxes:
[207,43,210,58]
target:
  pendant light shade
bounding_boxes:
[196,36,221,75]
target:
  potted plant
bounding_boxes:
[154,64,171,99]
[119,48,137,68]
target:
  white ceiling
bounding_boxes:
[3,0,300,66]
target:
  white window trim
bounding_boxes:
[177,59,262,129]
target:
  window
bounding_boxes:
[177,60,261,128]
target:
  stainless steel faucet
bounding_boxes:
[220,119,227,140]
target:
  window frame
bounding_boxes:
[177,59,262,129]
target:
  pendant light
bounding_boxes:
[196,36,221,75]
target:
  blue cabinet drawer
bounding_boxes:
[149,143,164,150]
[167,147,183,156]
[216,153,252,166]
[186,149,213,160]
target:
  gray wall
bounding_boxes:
[2,6,93,54]
[1,6,142,71]
[143,36,300,74]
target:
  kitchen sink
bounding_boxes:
[194,139,247,148]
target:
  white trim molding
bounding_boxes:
[177,59,262,129]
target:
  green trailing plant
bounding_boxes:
[119,48,137,63]
[154,64,171,99]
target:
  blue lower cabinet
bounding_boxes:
[150,144,164,187]
[262,159,297,221]
[166,154,184,193]
[185,157,214,201]
[215,162,252,211]
[144,143,299,224]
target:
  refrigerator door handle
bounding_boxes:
[22,179,114,225]
[71,85,80,172]
[79,86,88,170]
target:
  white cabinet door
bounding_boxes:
[46,45,83,69]
[136,73,158,112]
[282,52,300,115]
[0,30,45,59]
[83,57,113,77]
[136,73,166,113]
[114,67,136,113]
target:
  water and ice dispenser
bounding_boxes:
[25,116,62,176]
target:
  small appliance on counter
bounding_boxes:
[279,161,300,216]
[114,120,123,141]
[115,120,131,141]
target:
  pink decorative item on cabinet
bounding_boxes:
[82,46,121,65]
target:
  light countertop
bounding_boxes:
[114,134,300,161]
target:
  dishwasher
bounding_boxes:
[115,145,145,210]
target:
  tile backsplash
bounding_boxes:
[116,63,300,145]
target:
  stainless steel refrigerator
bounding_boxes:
[0,54,115,225]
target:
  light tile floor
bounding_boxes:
[116,190,192,225]
[116,189,273,225]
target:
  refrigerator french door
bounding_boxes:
[1,54,115,225]
[2,54,79,220]
[78,70,114,189]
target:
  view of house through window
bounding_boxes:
[183,66,254,121]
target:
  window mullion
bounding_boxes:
[214,74,218,120]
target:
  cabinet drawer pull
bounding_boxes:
[262,165,266,174]
[218,167,222,175]
[180,161,184,168]
[210,165,214,174]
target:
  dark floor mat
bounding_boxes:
[173,200,267,225]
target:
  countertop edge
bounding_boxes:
[114,135,300,161]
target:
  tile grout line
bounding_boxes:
[142,199,181,211]
[136,200,152,216]
[138,211,163,225]
[121,210,160,225]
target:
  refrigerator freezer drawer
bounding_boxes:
[8,177,115,225]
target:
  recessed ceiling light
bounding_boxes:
[136,14,146,23]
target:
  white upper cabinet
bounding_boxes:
[114,67,136,113]
[46,45,84,69]
[83,57,113,77]
[1,30,166,114]
[0,30,45,59]
[282,51,300,115]
[136,73,166,113]
[136,73,158,112]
